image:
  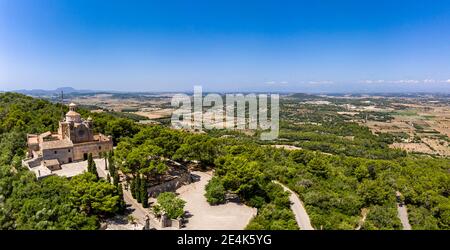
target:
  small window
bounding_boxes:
[54,151,57,154]
[68,149,71,152]
[99,146,102,150]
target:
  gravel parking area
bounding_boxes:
[177,171,257,230]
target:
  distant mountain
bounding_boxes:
[12,87,96,96]
[289,93,320,100]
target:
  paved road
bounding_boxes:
[274,181,314,230]
[397,204,412,230]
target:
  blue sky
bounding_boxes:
[1,0,449,92]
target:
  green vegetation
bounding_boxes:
[106,111,149,122]
[278,122,405,159]
[114,116,449,230]
[140,177,148,208]
[1,92,449,230]
[394,110,418,116]
[246,182,298,230]
[0,167,121,229]
[205,176,226,205]
[395,158,450,229]
[87,153,99,180]
[362,205,402,230]
[152,192,186,219]
[246,203,298,230]
[69,173,121,217]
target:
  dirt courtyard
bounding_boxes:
[176,171,257,230]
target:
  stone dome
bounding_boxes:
[66,103,81,123]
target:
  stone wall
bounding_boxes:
[69,122,94,143]
[156,214,183,229]
[42,147,73,164]
[147,172,191,198]
[72,140,113,161]
[22,156,42,168]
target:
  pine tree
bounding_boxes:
[103,151,108,170]
[117,183,126,212]
[135,175,141,203]
[108,151,115,171]
[87,153,93,173]
[140,177,148,208]
[109,152,116,177]
[113,171,119,186]
[131,179,136,199]
[87,153,99,180]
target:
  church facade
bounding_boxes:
[25,103,113,172]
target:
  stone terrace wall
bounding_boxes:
[147,172,191,198]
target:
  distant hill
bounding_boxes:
[12,87,96,96]
[289,93,320,100]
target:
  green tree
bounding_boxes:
[205,176,226,205]
[113,171,119,186]
[173,135,219,167]
[307,157,330,178]
[140,178,148,208]
[362,205,402,230]
[246,203,298,230]
[130,178,136,199]
[87,153,99,180]
[108,151,115,174]
[357,179,392,206]
[105,118,140,144]
[139,160,168,181]
[69,172,120,217]
[154,192,186,219]
[134,175,141,202]
[117,183,126,212]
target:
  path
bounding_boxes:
[273,181,314,230]
[355,208,368,230]
[177,171,257,230]
[396,191,412,230]
[94,158,167,230]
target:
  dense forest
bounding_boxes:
[0,92,449,230]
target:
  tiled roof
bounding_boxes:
[66,110,80,116]
[41,139,73,150]
[39,131,52,138]
[44,159,60,167]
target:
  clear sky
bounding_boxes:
[1,0,449,93]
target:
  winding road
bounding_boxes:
[273,181,314,230]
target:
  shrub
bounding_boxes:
[205,176,226,205]
[154,192,186,219]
